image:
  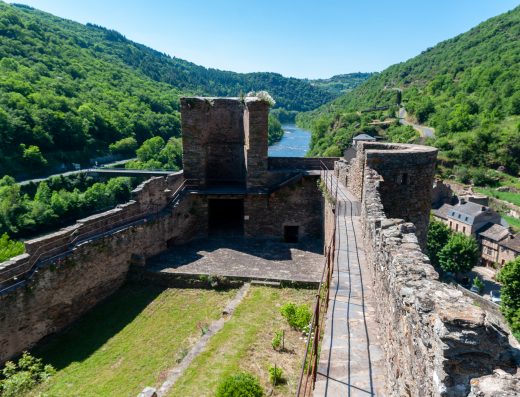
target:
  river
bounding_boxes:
[268,124,311,157]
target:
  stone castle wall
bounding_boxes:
[268,157,339,171]
[244,175,323,239]
[0,174,207,363]
[338,143,519,396]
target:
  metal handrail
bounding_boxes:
[0,178,196,289]
[296,162,338,396]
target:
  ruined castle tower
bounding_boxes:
[180,97,269,190]
[345,142,438,247]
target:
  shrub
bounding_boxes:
[470,168,498,187]
[472,276,485,293]
[215,372,264,397]
[0,352,55,397]
[271,330,284,350]
[280,303,311,332]
[268,365,284,386]
[246,91,275,107]
[0,233,24,262]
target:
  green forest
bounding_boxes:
[307,73,374,96]
[298,5,520,176]
[0,2,368,179]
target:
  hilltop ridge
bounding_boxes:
[298,5,520,175]
[0,2,369,176]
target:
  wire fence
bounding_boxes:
[296,162,338,397]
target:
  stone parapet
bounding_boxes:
[354,163,519,396]
[268,157,339,171]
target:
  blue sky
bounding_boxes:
[13,1,520,78]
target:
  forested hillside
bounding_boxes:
[0,2,339,177]
[299,5,520,175]
[308,73,373,96]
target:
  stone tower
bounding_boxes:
[347,142,438,247]
[180,97,269,189]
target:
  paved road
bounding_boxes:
[314,175,385,396]
[398,107,435,138]
[16,159,179,186]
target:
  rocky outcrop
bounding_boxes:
[468,370,520,397]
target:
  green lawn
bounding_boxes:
[168,286,315,397]
[502,214,520,232]
[30,285,236,397]
[476,187,520,207]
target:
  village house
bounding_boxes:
[497,233,520,266]
[433,197,520,269]
[479,223,511,267]
[432,199,502,236]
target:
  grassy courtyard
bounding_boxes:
[168,286,315,397]
[29,285,236,397]
[24,284,315,396]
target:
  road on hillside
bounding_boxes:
[17,158,136,186]
[398,107,435,138]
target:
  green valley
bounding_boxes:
[0,2,371,179]
[298,5,520,177]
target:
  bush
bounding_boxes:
[268,365,284,386]
[470,168,498,187]
[0,233,24,262]
[0,352,55,397]
[271,330,284,350]
[280,303,311,332]
[472,276,485,293]
[215,372,264,397]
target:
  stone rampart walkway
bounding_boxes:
[314,177,386,396]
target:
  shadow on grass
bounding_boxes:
[31,283,164,370]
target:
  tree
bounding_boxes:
[426,220,452,267]
[21,144,47,167]
[136,136,165,163]
[497,257,520,334]
[438,233,479,273]
[109,137,138,156]
[268,113,284,145]
[510,91,520,115]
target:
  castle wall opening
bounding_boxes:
[208,198,244,236]
[283,225,299,243]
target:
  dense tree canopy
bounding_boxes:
[497,257,520,334]
[0,174,134,239]
[437,233,479,274]
[0,2,366,178]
